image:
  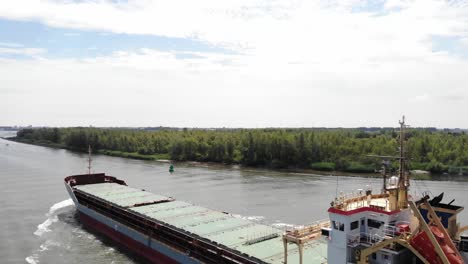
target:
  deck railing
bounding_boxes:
[383,221,410,237]
[286,219,330,238]
[347,222,410,248]
[332,191,389,211]
[347,232,386,247]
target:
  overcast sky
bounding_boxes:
[1,0,468,128]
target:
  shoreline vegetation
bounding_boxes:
[9,127,468,179]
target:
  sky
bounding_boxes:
[1,0,468,128]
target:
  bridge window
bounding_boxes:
[332,221,344,231]
[350,221,359,230]
[368,219,383,229]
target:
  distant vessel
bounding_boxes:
[65,117,468,263]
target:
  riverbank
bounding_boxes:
[9,137,170,160]
[13,126,468,177]
[7,137,451,181]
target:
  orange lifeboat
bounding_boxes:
[410,225,463,264]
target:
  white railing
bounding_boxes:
[347,232,385,247]
[334,191,367,206]
[383,225,397,237]
[347,233,361,247]
[244,227,281,245]
[347,222,411,248]
[363,232,384,245]
[383,221,410,237]
[286,219,330,236]
[244,232,279,245]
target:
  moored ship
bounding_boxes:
[65,117,468,263]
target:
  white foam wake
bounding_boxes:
[34,199,74,237]
[25,256,38,264]
[34,217,58,237]
[272,223,295,229]
[48,199,74,215]
[232,214,265,222]
[245,216,265,221]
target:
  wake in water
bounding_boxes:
[232,214,265,222]
[271,222,296,230]
[26,199,134,264]
[33,199,75,237]
[26,199,75,264]
[232,213,299,232]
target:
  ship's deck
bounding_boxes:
[75,182,328,264]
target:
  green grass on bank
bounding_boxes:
[310,162,336,171]
[343,162,375,173]
[12,138,66,149]
[10,138,170,161]
[98,150,170,161]
[310,161,375,173]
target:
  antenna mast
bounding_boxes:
[367,116,410,210]
[399,116,405,179]
[87,145,92,175]
[397,116,409,208]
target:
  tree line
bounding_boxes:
[14,127,468,174]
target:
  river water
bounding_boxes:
[1,131,467,264]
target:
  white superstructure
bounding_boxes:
[324,117,466,264]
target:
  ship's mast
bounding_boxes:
[397,116,409,209]
[399,116,405,180]
[370,117,410,210]
[87,145,92,175]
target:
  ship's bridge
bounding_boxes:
[326,188,414,264]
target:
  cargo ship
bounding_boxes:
[65,117,468,264]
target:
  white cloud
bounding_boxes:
[0,47,46,56]
[1,47,468,128]
[384,0,413,10]
[1,0,468,127]
[461,37,468,47]
[0,1,467,72]
[411,94,430,103]
[0,0,467,54]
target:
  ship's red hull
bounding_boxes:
[79,212,179,264]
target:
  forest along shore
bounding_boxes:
[9,127,468,178]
